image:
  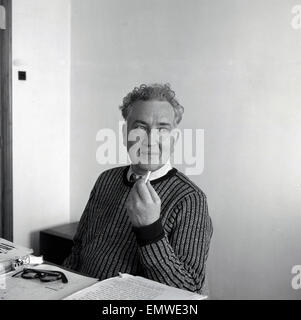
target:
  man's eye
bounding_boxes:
[136,125,147,131]
[159,128,170,133]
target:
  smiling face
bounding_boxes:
[125,100,177,174]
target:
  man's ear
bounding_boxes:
[122,122,128,147]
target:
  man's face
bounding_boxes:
[125,100,177,172]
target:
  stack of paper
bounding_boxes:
[65,273,208,300]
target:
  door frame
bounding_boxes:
[0,0,13,241]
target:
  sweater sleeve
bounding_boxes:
[132,191,213,294]
[62,176,99,271]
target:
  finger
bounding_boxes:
[135,179,153,203]
[129,184,141,203]
[146,181,161,203]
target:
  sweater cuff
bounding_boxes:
[132,217,165,247]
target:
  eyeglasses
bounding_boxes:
[12,268,68,283]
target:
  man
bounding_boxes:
[63,83,213,294]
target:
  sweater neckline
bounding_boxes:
[122,166,178,187]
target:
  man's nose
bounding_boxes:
[142,129,159,146]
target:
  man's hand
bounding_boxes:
[126,179,161,228]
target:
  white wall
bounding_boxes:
[70,0,301,299]
[12,0,71,251]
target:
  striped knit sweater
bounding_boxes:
[63,166,213,294]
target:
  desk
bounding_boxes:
[1,264,207,300]
[40,222,79,265]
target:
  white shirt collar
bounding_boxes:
[127,161,173,182]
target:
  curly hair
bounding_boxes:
[119,83,184,125]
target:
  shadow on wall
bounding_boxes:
[29,231,40,255]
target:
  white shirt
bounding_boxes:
[127,161,173,182]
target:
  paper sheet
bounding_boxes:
[65,273,207,300]
[0,264,98,300]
